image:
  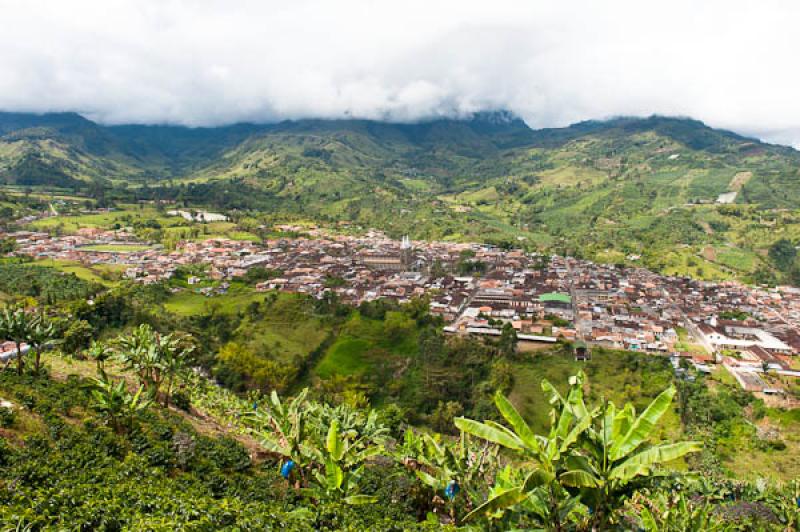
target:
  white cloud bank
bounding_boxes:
[0,0,798,145]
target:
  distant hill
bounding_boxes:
[2,110,800,282]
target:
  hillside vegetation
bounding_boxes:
[3,112,800,281]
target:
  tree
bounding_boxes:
[60,319,94,355]
[498,322,518,359]
[455,372,702,529]
[216,341,296,393]
[429,400,463,435]
[768,238,797,271]
[418,326,445,364]
[383,312,413,343]
[0,237,17,255]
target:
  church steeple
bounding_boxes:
[400,235,413,270]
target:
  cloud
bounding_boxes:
[0,0,798,146]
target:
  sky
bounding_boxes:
[1,0,799,146]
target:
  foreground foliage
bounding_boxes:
[455,372,701,528]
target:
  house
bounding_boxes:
[696,317,792,354]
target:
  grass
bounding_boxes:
[507,348,680,439]
[163,283,267,316]
[315,338,372,378]
[720,414,800,482]
[30,258,123,287]
[312,312,418,380]
[714,246,758,272]
[28,205,259,244]
[658,247,734,281]
[29,206,180,233]
[701,368,800,482]
[237,293,329,366]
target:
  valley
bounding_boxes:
[3,112,800,285]
[2,114,800,529]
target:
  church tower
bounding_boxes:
[400,235,413,269]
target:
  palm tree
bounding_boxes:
[455,371,702,529]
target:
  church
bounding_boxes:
[359,235,414,271]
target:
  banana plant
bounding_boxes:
[487,464,586,530]
[89,369,152,434]
[455,372,702,529]
[636,491,735,532]
[87,340,114,371]
[27,312,55,375]
[305,419,380,505]
[454,373,594,528]
[249,388,311,463]
[396,428,498,524]
[549,382,702,527]
[115,325,193,406]
[757,479,800,532]
[250,389,385,504]
[0,305,33,375]
[313,402,389,452]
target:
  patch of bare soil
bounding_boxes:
[729,171,753,191]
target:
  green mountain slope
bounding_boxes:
[2,111,800,281]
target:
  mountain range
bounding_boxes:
[2,110,800,282]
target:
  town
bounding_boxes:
[3,216,799,401]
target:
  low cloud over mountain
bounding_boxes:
[1,1,799,146]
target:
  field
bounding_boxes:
[235,293,330,366]
[28,205,260,244]
[31,258,125,286]
[29,206,176,232]
[163,283,268,316]
[313,312,418,380]
[701,369,800,482]
[315,338,373,378]
[507,348,680,437]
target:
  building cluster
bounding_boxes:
[3,225,800,393]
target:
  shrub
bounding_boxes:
[0,405,15,428]
[171,390,191,411]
